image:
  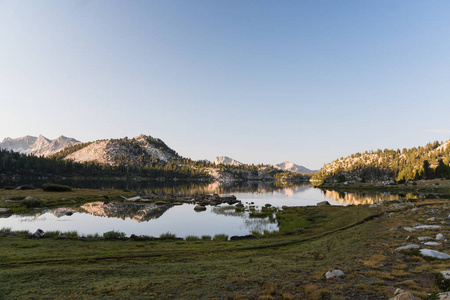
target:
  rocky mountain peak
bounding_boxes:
[0,134,79,157]
[275,161,316,174]
[213,156,243,166]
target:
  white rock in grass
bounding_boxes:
[324,269,345,279]
[420,249,450,259]
[437,292,450,300]
[395,244,420,252]
[389,292,418,300]
[441,270,450,280]
[418,237,433,242]
[424,242,441,246]
[414,225,441,229]
[436,233,445,241]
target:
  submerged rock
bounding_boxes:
[324,269,345,279]
[194,205,207,211]
[317,201,330,207]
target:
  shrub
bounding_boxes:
[42,183,72,192]
[103,230,126,240]
[213,234,229,241]
[159,232,176,239]
[44,231,62,238]
[185,235,200,241]
[201,235,211,241]
[0,227,12,233]
[21,198,44,208]
[67,231,80,239]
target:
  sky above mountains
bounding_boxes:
[1,1,450,169]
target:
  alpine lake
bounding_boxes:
[0,180,420,238]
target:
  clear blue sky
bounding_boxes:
[1,1,450,169]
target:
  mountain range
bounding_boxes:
[213,156,316,174]
[0,135,80,157]
[0,134,315,176]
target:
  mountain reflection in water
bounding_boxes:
[77,202,172,223]
[321,190,418,205]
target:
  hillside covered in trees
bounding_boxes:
[0,134,310,183]
[312,140,450,183]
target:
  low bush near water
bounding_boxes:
[201,235,212,241]
[42,183,72,192]
[103,230,126,240]
[185,235,200,241]
[213,234,229,241]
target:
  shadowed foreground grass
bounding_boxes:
[1,198,449,299]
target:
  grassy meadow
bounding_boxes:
[0,187,449,299]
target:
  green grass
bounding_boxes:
[2,191,449,299]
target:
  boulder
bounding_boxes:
[395,244,420,252]
[32,229,45,239]
[230,235,256,241]
[424,242,441,246]
[418,236,433,242]
[437,292,450,300]
[24,196,39,201]
[436,233,445,241]
[441,270,450,280]
[0,208,13,214]
[125,196,141,202]
[420,249,450,259]
[389,292,418,300]
[403,227,416,232]
[324,269,345,279]
[317,201,331,207]
[65,211,73,216]
[235,202,244,208]
[414,225,441,230]
[194,205,207,211]
[427,217,436,222]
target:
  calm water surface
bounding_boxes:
[0,182,416,237]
